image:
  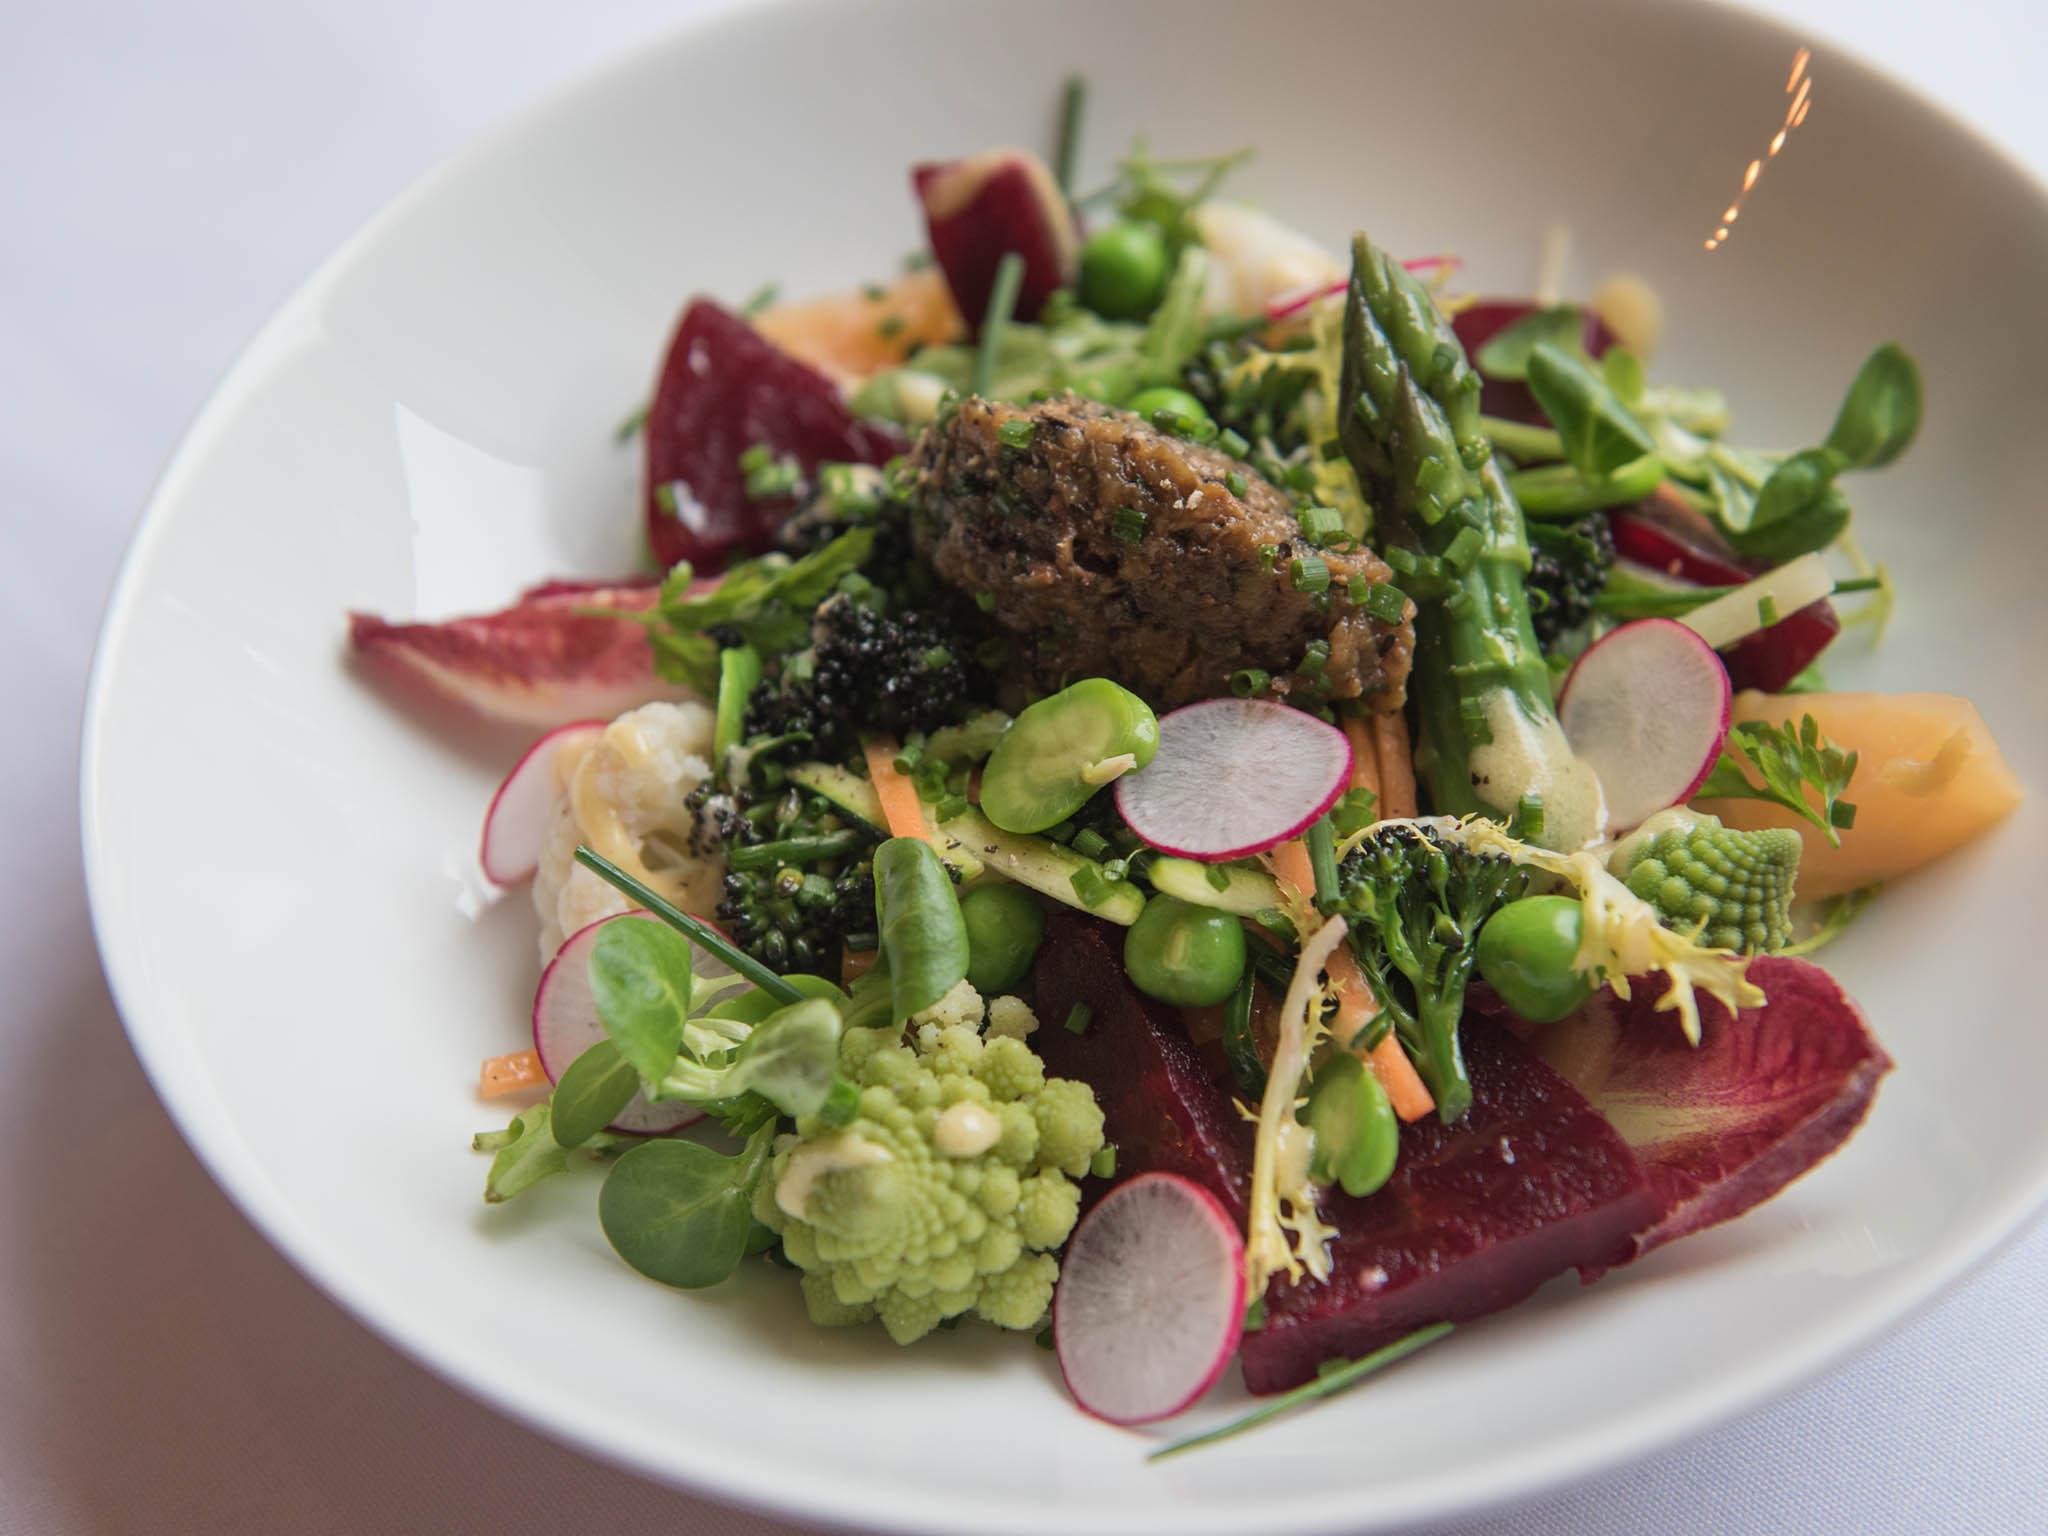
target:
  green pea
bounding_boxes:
[1476,895,1595,1024]
[1301,1054,1398,1198]
[960,884,1045,995]
[980,677,1159,834]
[1123,896,1247,1008]
[1124,386,1214,434]
[1078,220,1170,319]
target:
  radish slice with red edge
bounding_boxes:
[534,912,731,1134]
[1054,1172,1246,1425]
[1115,699,1351,861]
[1558,618,1732,832]
[479,720,605,885]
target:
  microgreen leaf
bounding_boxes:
[1524,342,1658,478]
[550,1039,642,1149]
[1473,305,1584,381]
[1696,714,1859,847]
[478,1104,569,1204]
[598,1123,776,1289]
[1736,447,1852,561]
[1824,343,1922,470]
[588,919,694,1083]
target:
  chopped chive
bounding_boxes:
[974,252,1027,399]
[1318,436,1348,462]
[893,742,924,773]
[1758,594,1781,626]
[1205,863,1233,892]
[1290,556,1331,593]
[862,282,887,302]
[933,793,969,822]
[1441,525,1485,572]
[1298,639,1331,676]
[1230,668,1271,698]
[1034,1324,1056,1351]
[878,314,905,340]
[1089,1144,1117,1179]
[1063,1002,1093,1035]
[1112,506,1149,543]
[974,590,997,612]
[973,637,1008,669]
[1297,505,1344,546]
[654,481,680,514]
[1070,864,1115,909]
[920,645,954,669]
[741,282,780,316]
[1225,470,1249,498]
[1257,543,1279,573]
[727,831,867,872]
[902,249,933,272]
[998,417,1038,451]
[1071,828,1111,860]
[1217,427,1250,459]
[1356,581,1408,625]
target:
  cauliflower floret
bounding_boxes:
[756,1016,1105,1344]
[985,995,1038,1041]
[912,978,984,1032]
[531,701,725,959]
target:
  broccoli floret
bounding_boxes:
[1328,822,1533,1122]
[746,594,982,761]
[1611,811,1802,954]
[753,1008,1105,1344]
[1526,512,1615,651]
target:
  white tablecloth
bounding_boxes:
[6,2,2042,1530]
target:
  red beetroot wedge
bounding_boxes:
[913,150,1077,331]
[1536,956,1891,1269]
[1032,913,1253,1227]
[1239,1022,1658,1395]
[349,583,688,729]
[643,299,906,571]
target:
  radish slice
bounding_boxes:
[1558,618,1732,832]
[1054,1172,1246,1425]
[479,720,605,885]
[1115,699,1352,861]
[533,912,734,1134]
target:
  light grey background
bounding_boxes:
[7,1,2042,1531]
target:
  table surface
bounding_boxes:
[8,2,2043,1532]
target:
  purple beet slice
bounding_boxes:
[642,298,905,572]
[1239,1022,1658,1395]
[1535,956,1891,1267]
[912,150,1076,332]
[1032,913,1253,1226]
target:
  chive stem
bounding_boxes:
[573,846,802,1004]
[974,252,1027,400]
[1146,1322,1453,1462]
[1054,75,1087,197]
[726,830,867,873]
[1304,817,1341,909]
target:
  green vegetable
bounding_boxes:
[1221,962,1267,1099]
[1610,812,1803,954]
[1301,1054,1398,1198]
[574,846,803,1002]
[1146,856,1286,926]
[960,884,1046,994]
[658,996,849,1120]
[873,837,971,1021]
[1721,345,1922,561]
[1053,74,1086,197]
[975,252,1028,399]
[1476,895,1595,1024]
[1329,822,1533,1122]
[1122,895,1248,1007]
[1524,342,1658,477]
[627,529,876,694]
[713,645,762,780]
[588,919,694,1082]
[1125,384,1213,435]
[550,1040,641,1149]
[980,678,1159,834]
[1781,883,1881,957]
[1079,220,1170,318]
[1338,234,1592,846]
[599,1123,776,1289]
[752,1013,1105,1343]
[478,1104,570,1204]
[1696,714,1858,847]
[929,806,1146,924]
[1506,450,1665,517]
[1148,1322,1455,1461]
[1473,305,1584,381]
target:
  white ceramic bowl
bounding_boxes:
[81,1,2048,1530]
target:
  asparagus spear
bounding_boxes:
[1339,234,1600,849]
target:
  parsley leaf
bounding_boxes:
[1696,714,1859,847]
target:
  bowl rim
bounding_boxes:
[77,1,2048,1530]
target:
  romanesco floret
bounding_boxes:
[1610,811,1802,954]
[754,1012,1105,1344]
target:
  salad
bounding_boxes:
[350,82,2024,1450]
